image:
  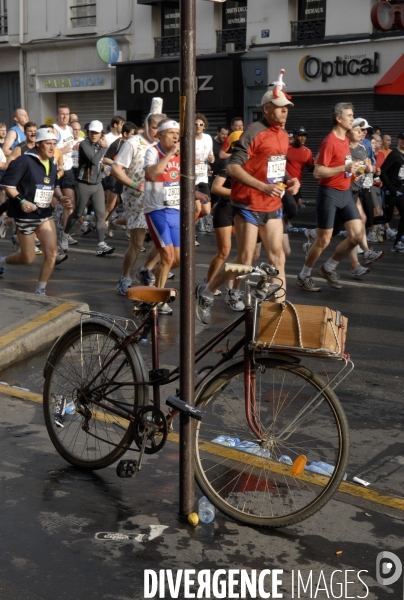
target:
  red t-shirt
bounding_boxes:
[375,151,385,169]
[221,136,231,154]
[286,144,314,184]
[317,132,352,190]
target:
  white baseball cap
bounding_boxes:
[35,128,58,142]
[261,89,294,107]
[352,118,371,130]
[88,120,104,132]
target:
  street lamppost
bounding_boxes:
[179,0,226,518]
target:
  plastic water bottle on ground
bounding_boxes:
[279,455,293,465]
[305,462,330,476]
[198,496,215,523]
[316,461,347,481]
[211,436,240,447]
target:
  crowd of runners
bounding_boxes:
[0,81,403,320]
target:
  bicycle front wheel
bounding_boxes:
[43,321,148,470]
[195,356,349,528]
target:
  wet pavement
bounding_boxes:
[1,212,404,599]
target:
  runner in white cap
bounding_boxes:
[0,128,72,294]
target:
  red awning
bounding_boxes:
[374,53,404,95]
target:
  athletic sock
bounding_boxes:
[35,281,47,292]
[299,265,312,279]
[323,258,339,272]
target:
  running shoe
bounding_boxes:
[391,241,404,253]
[224,289,245,311]
[351,263,370,278]
[195,237,200,246]
[35,246,42,255]
[139,246,146,252]
[33,288,46,296]
[158,302,173,315]
[116,277,133,295]
[304,228,317,244]
[55,251,68,265]
[167,271,174,280]
[11,235,20,252]
[95,242,115,256]
[134,266,155,286]
[198,217,206,233]
[60,232,69,252]
[364,248,384,264]
[303,241,312,256]
[214,289,222,296]
[81,221,93,235]
[204,214,213,233]
[0,266,4,276]
[386,228,397,240]
[0,215,9,238]
[376,227,384,243]
[67,234,78,246]
[296,275,322,292]
[195,283,213,325]
[366,231,378,244]
[317,265,342,289]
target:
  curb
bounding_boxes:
[0,289,89,371]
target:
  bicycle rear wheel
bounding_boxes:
[194,355,349,528]
[43,321,147,470]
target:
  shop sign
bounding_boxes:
[36,70,113,92]
[116,58,242,111]
[44,76,104,89]
[300,52,379,83]
[371,1,404,31]
[223,0,247,29]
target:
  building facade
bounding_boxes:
[0,0,403,145]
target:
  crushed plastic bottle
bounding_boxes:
[279,455,293,465]
[211,436,241,447]
[237,441,271,459]
[198,496,215,524]
[312,461,347,481]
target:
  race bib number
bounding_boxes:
[34,184,54,208]
[195,162,208,178]
[399,166,404,180]
[363,173,373,189]
[267,155,286,184]
[164,183,180,206]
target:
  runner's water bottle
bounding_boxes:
[198,496,215,523]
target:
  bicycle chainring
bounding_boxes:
[133,406,168,455]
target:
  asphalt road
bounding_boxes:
[0,211,404,599]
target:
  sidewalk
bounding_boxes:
[0,288,88,370]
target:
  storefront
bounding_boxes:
[267,38,404,200]
[33,69,116,128]
[114,54,244,134]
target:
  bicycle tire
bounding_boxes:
[43,321,148,470]
[194,355,349,528]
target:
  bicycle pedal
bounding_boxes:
[166,396,205,421]
[116,459,138,478]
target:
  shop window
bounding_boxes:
[216,0,247,52]
[0,0,7,36]
[291,0,326,42]
[70,0,96,28]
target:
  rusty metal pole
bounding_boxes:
[179,0,196,516]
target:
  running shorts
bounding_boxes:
[146,208,180,248]
[316,186,360,230]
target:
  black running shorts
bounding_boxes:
[316,185,360,230]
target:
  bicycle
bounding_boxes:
[43,263,353,528]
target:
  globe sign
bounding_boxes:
[96,38,120,64]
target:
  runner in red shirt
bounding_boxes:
[196,84,300,324]
[296,102,363,292]
[284,126,314,223]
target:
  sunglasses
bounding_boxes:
[195,123,205,127]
